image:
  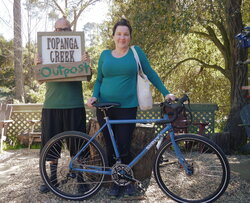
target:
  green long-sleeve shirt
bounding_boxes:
[43,81,84,109]
[93,46,170,108]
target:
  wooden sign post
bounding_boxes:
[34,32,91,82]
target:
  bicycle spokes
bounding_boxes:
[154,134,230,203]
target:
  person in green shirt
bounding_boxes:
[36,17,90,194]
[87,18,175,197]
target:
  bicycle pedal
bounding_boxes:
[135,182,146,193]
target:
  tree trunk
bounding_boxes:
[224,0,248,151]
[13,0,25,102]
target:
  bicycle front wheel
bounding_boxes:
[39,131,108,201]
[154,134,230,203]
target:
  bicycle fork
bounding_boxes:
[168,129,193,175]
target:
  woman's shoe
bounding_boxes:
[40,163,58,193]
[39,178,59,193]
[109,184,121,198]
[78,184,89,194]
[39,184,50,193]
[123,184,136,197]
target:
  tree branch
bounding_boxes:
[205,25,227,58]
[167,57,231,80]
[190,26,227,63]
[51,0,65,16]
[210,21,231,66]
[70,0,99,28]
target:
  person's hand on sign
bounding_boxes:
[34,54,42,65]
[82,51,92,81]
[34,54,44,84]
[86,97,97,108]
[82,52,90,63]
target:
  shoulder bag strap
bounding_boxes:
[131,46,145,77]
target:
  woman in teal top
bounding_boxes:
[92,46,170,107]
[87,18,175,197]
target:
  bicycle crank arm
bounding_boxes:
[119,173,146,193]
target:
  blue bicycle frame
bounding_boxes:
[70,113,191,176]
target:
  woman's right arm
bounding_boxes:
[87,51,105,107]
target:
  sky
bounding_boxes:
[0,0,110,44]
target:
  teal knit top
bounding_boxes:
[92,46,170,108]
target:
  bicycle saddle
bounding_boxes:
[93,102,120,109]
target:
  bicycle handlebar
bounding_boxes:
[91,94,190,124]
[159,94,190,124]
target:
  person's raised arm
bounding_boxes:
[81,52,90,63]
[34,54,42,65]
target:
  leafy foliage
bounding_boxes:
[0,37,14,102]
[242,0,250,25]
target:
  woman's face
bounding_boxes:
[113,25,131,49]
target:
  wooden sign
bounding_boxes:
[34,32,91,81]
[35,61,91,82]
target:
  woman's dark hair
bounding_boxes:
[112,18,132,36]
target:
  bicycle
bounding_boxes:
[39,95,230,202]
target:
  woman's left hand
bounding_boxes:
[165,94,176,101]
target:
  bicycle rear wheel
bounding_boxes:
[39,131,108,200]
[154,134,230,203]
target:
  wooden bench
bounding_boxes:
[0,104,13,152]
[27,120,42,149]
[17,119,42,149]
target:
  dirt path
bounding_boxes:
[0,149,249,203]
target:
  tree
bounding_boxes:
[22,0,47,103]
[83,22,100,47]
[168,0,248,150]
[0,37,14,86]
[13,0,25,102]
[223,0,248,149]
[44,0,101,31]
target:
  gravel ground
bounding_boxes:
[0,149,249,203]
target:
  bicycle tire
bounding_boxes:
[39,131,108,200]
[154,134,230,203]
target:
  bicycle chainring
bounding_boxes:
[111,163,134,186]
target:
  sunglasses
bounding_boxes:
[55,27,71,32]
